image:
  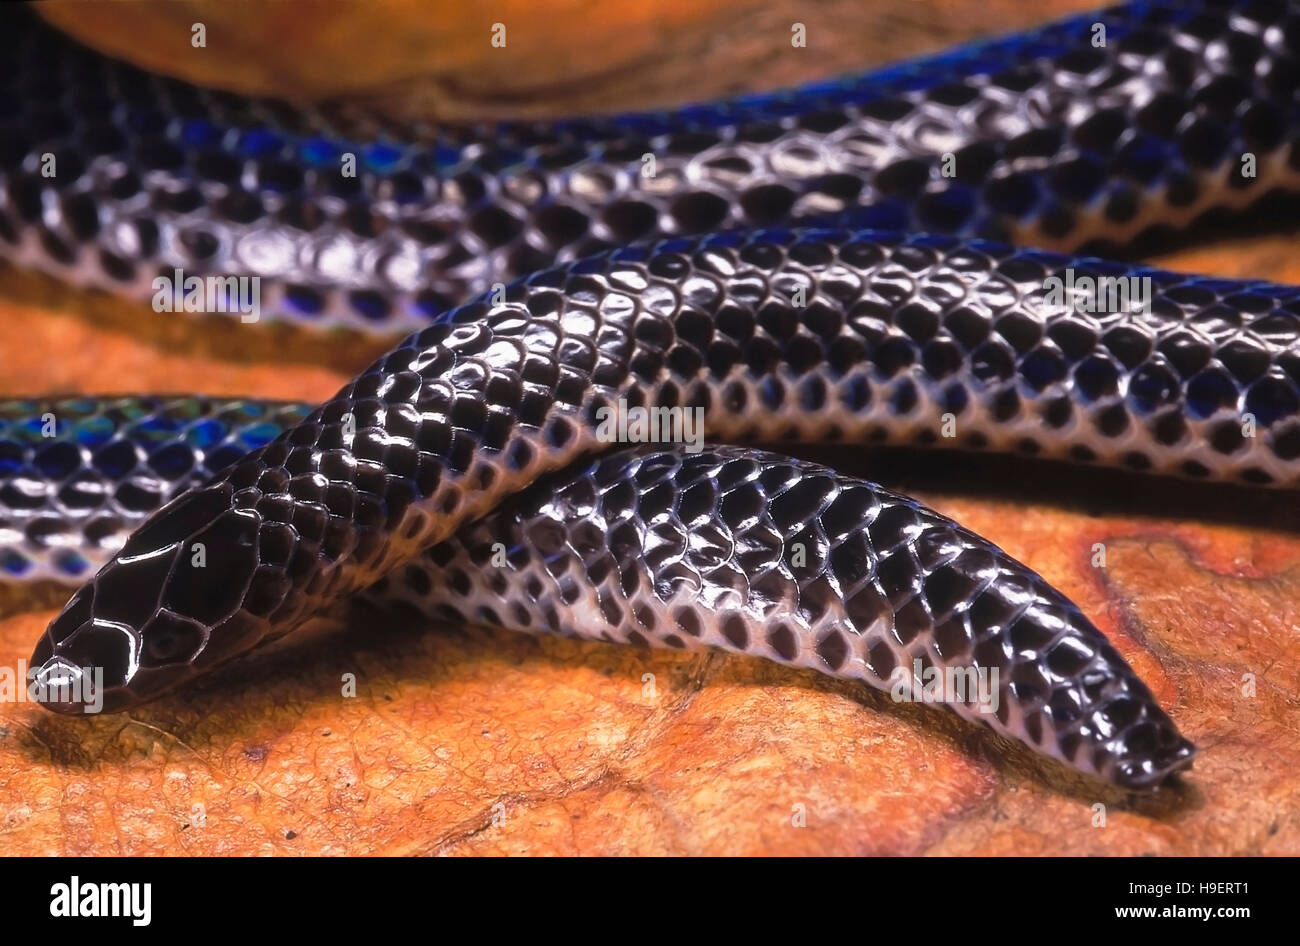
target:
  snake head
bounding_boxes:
[30,483,276,714]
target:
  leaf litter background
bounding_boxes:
[0,0,1297,855]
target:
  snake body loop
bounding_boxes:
[1,398,1196,789]
[8,0,1300,790]
[3,1,1300,331]
[21,229,1300,784]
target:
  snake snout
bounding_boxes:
[29,656,98,715]
[33,578,221,713]
[32,483,253,712]
[34,476,296,712]
[31,584,137,714]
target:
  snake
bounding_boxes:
[4,0,1300,791]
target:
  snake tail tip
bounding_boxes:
[1113,736,1198,791]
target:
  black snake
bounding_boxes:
[5,0,1300,791]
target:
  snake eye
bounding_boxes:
[146,630,179,663]
[141,612,206,667]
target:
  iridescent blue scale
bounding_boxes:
[181,119,221,148]
[92,441,137,478]
[238,128,285,158]
[285,285,326,315]
[1020,349,1069,391]
[33,442,81,479]
[237,421,288,450]
[147,443,197,478]
[1247,378,1300,426]
[204,445,246,471]
[52,549,91,577]
[297,136,343,166]
[941,384,969,415]
[16,417,49,442]
[188,418,226,449]
[362,143,404,173]
[1,549,31,577]
[134,414,184,442]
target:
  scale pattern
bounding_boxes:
[3,1,1300,331]
[0,397,310,582]
[1,411,1198,786]
[369,446,1196,790]
[15,0,1300,789]
[24,230,1300,742]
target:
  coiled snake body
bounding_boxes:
[5,0,1300,790]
